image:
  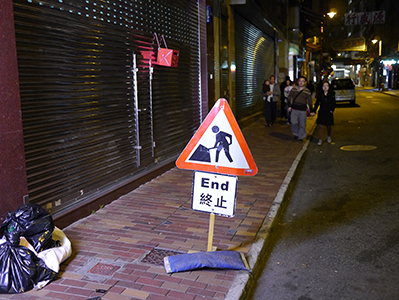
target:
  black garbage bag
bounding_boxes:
[1,204,58,253]
[0,232,58,294]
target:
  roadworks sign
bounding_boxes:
[176,98,257,176]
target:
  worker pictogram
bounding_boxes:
[176,98,257,176]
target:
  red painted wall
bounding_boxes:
[0,0,28,221]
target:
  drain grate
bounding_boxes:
[141,248,184,266]
[89,263,120,276]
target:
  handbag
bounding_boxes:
[154,33,179,67]
[292,89,310,116]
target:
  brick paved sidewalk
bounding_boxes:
[6,117,316,300]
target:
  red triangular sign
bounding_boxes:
[176,98,257,176]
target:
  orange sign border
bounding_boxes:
[176,98,258,176]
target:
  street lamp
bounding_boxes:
[372,36,382,56]
[320,9,337,78]
[327,8,337,19]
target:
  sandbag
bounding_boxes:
[164,251,250,273]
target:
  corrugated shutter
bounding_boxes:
[235,13,274,121]
[13,0,202,214]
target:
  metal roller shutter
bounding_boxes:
[13,0,202,214]
[234,13,274,121]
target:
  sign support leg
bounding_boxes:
[207,213,215,252]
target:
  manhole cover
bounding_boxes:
[141,248,184,266]
[340,145,377,151]
[89,263,120,275]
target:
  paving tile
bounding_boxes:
[187,287,215,298]
[136,277,164,287]
[117,237,140,244]
[70,296,90,300]
[114,281,144,290]
[146,265,166,274]
[147,294,175,300]
[83,282,113,291]
[121,288,150,299]
[14,288,48,298]
[205,284,230,294]
[161,281,189,292]
[167,290,196,300]
[58,273,84,280]
[42,291,74,300]
[109,286,126,293]
[112,273,140,282]
[131,270,158,279]
[155,274,183,284]
[140,285,170,296]
[44,283,69,292]
[195,274,226,286]
[180,279,207,289]
[60,279,87,288]
[64,287,93,297]
[102,292,133,300]
[170,272,199,281]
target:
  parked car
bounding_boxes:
[331,78,356,104]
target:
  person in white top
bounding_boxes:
[264,75,280,126]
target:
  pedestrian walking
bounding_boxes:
[315,76,324,98]
[287,76,314,142]
[262,79,271,126]
[307,80,315,97]
[280,75,290,120]
[283,79,293,123]
[313,81,336,145]
[264,75,280,126]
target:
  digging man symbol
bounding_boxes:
[188,125,234,164]
[212,125,233,163]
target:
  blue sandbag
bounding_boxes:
[164,251,250,273]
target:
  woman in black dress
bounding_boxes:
[314,81,336,145]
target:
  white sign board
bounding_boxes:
[191,171,237,217]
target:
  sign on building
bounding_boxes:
[345,11,385,25]
[331,37,367,52]
[372,11,386,24]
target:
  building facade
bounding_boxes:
[0,0,292,226]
